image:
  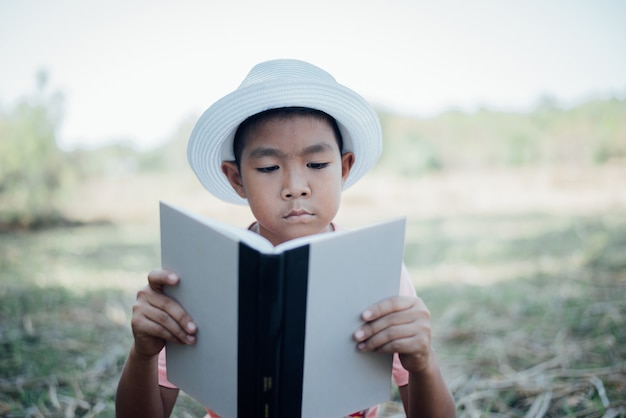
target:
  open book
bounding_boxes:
[160,201,406,418]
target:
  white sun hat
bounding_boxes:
[187,59,382,205]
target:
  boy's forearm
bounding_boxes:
[116,345,172,418]
[402,351,456,418]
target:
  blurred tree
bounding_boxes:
[0,70,69,229]
[377,97,626,175]
[137,113,196,172]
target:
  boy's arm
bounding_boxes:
[116,270,197,418]
[116,344,178,418]
[354,296,456,418]
[398,349,456,418]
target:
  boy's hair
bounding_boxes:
[232,107,344,168]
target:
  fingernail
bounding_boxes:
[362,310,373,320]
[187,322,196,333]
[354,329,364,340]
[168,273,177,282]
[186,335,195,344]
[357,342,366,351]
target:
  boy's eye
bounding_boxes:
[307,162,329,169]
[257,165,279,173]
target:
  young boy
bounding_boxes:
[116,59,455,418]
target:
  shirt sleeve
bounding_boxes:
[157,347,178,389]
[391,263,416,387]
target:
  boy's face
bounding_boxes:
[222,116,354,246]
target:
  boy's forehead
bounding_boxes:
[246,142,336,159]
[243,117,338,149]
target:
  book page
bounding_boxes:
[300,218,406,418]
[161,201,274,252]
[160,202,241,417]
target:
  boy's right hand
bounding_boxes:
[130,269,197,359]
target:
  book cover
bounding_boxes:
[160,201,406,418]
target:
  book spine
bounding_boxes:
[237,243,260,417]
[277,245,309,418]
[237,244,285,418]
[237,243,310,418]
[257,252,283,418]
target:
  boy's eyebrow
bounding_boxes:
[301,143,335,155]
[247,143,335,159]
[247,147,285,159]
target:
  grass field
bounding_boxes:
[1,165,625,417]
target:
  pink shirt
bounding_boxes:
[158,224,416,417]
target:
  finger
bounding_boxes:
[359,335,416,354]
[361,296,417,322]
[142,271,196,334]
[133,311,193,345]
[354,309,414,343]
[356,298,426,341]
[135,288,197,335]
[143,304,196,344]
[147,290,197,335]
[147,268,179,291]
[357,322,422,352]
[133,298,196,344]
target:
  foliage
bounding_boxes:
[377,98,626,175]
[4,75,624,230]
[0,72,72,229]
[136,114,196,173]
[85,95,626,181]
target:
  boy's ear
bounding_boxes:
[341,152,356,183]
[221,161,247,198]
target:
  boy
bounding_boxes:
[116,59,455,417]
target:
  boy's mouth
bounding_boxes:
[284,209,313,219]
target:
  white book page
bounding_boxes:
[160,201,274,252]
[160,202,240,417]
[301,218,406,418]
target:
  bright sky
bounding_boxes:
[1,0,625,150]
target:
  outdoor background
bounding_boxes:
[1,76,625,417]
[1,1,626,417]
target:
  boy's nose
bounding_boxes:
[281,172,310,199]
[282,188,310,199]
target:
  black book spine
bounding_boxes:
[257,252,284,418]
[237,243,261,417]
[278,245,309,418]
[238,243,310,418]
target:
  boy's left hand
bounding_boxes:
[354,295,432,373]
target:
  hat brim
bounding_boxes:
[187,78,382,205]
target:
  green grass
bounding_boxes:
[1,211,625,417]
[407,212,626,417]
[0,224,206,417]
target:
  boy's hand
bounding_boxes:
[131,269,197,359]
[353,295,432,373]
